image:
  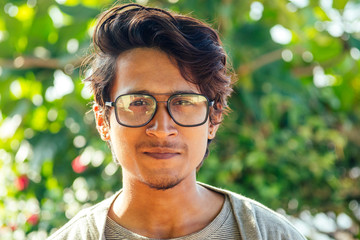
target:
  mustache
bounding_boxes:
[135,141,187,151]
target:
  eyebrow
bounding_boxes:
[128,90,198,95]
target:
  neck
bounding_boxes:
[108,171,224,238]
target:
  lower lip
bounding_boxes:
[144,153,179,159]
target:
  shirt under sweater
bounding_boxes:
[104,195,241,240]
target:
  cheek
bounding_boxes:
[108,116,137,162]
[109,128,144,171]
[185,126,209,160]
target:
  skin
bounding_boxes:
[94,48,224,239]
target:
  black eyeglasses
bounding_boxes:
[105,93,214,127]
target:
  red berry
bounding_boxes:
[72,156,87,173]
[27,214,39,226]
[15,175,29,191]
[10,224,17,231]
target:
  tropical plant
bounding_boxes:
[0,0,359,239]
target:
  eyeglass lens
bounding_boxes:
[114,94,209,127]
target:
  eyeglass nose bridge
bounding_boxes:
[149,99,175,124]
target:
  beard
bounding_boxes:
[143,175,184,191]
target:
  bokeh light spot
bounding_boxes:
[281,49,293,62]
[73,136,86,148]
[250,1,264,21]
[270,24,292,45]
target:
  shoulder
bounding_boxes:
[198,182,306,240]
[47,192,119,240]
[230,192,306,240]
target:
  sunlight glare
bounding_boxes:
[10,80,22,98]
[350,47,360,60]
[289,0,309,8]
[0,115,22,140]
[48,5,65,28]
[250,1,264,21]
[45,70,74,102]
[66,38,79,54]
[313,66,336,88]
[270,24,292,45]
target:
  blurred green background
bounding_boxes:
[0,0,359,239]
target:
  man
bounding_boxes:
[49,3,306,240]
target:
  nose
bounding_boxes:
[145,102,178,138]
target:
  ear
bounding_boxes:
[208,122,219,140]
[208,103,222,140]
[93,104,110,141]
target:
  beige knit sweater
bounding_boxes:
[48,182,306,240]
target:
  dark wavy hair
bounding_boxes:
[84,3,233,165]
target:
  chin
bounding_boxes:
[142,175,184,191]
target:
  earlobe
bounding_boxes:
[93,104,110,141]
[208,123,219,140]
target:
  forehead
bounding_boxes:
[111,48,200,99]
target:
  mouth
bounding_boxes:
[143,148,181,159]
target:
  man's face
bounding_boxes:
[95,48,219,190]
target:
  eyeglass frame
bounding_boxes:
[105,92,214,128]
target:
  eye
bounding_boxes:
[130,99,151,106]
[172,99,194,106]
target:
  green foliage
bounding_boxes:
[0,0,359,239]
